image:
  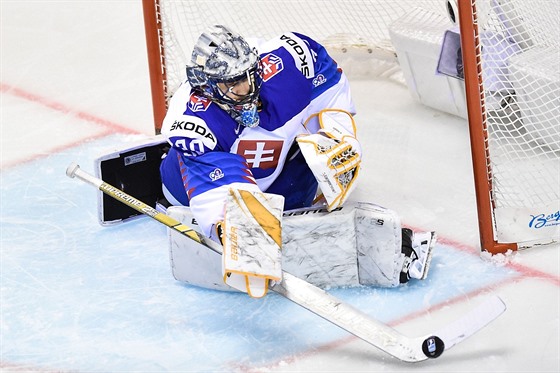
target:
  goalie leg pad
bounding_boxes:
[354,203,405,287]
[168,201,407,291]
[167,206,235,292]
[281,205,360,288]
[283,202,405,287]
[222,188,284,298]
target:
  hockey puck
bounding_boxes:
[421,335,445,358]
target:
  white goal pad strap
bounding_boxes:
[222,188,284,298]
[297,109,362,211]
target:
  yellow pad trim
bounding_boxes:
[233,189,283,248]
[223,271,273,298]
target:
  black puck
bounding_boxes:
[421,335,445,358]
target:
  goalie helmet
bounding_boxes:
[186,25,263,128]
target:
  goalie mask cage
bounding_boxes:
[142,0,559,254]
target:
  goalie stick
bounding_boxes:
[66,162,506,362]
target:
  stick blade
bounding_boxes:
[436,295,507,353]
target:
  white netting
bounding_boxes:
[155,0,445,99]
[471,0,559,244]
[473,0,559,208]
[149,0,559,246]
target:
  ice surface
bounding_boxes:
[1,1,558,372]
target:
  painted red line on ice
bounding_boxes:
[236,230,558,372]
[0,361,72,373]
[0,129,114,170]
[0,82,140,135]
[237,274,524,373]
[435,234,560,287]
[0,82,143,169]
[387,274,521,328]
[402,224,559,287]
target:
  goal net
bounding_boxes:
[457,0,559,252]
[142,0,559,254]
[143,0,446,127]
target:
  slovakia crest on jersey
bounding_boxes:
[188,94,211,112]
[260,53,283,82]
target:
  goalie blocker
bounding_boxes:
[94,135,435,291]
[94,135,169,225]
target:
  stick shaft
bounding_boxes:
[65,162,505,362]
[66,162,206,247]
[65,162,418,358]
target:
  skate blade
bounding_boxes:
[419,231,437,280]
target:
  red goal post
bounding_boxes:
[142,0,559,254]
[457,0,559,254]
[142,0,167,135]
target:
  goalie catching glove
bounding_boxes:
[297,109,362,211]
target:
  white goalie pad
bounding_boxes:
[167,201,406,292]
[222,188,284,298]
[297,109,362,211]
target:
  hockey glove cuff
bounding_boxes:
[297,109,362,211]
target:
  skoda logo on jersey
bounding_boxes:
[261,53,283,82]
[279,33,315,78]
[209,168,224,181]
[188,94,211,112]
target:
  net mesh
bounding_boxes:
[151,0,559,244]
[471,0,559,211]
[155,0,445,98]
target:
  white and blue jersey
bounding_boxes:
[160,32,356,237]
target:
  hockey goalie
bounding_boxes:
[96,25,436,297]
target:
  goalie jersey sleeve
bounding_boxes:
[160,31,354,237]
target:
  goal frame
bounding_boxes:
[457,0,518,254]
[141,0,557,255]
[142,0,167,134]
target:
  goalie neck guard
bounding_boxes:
[186,25,263,128]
